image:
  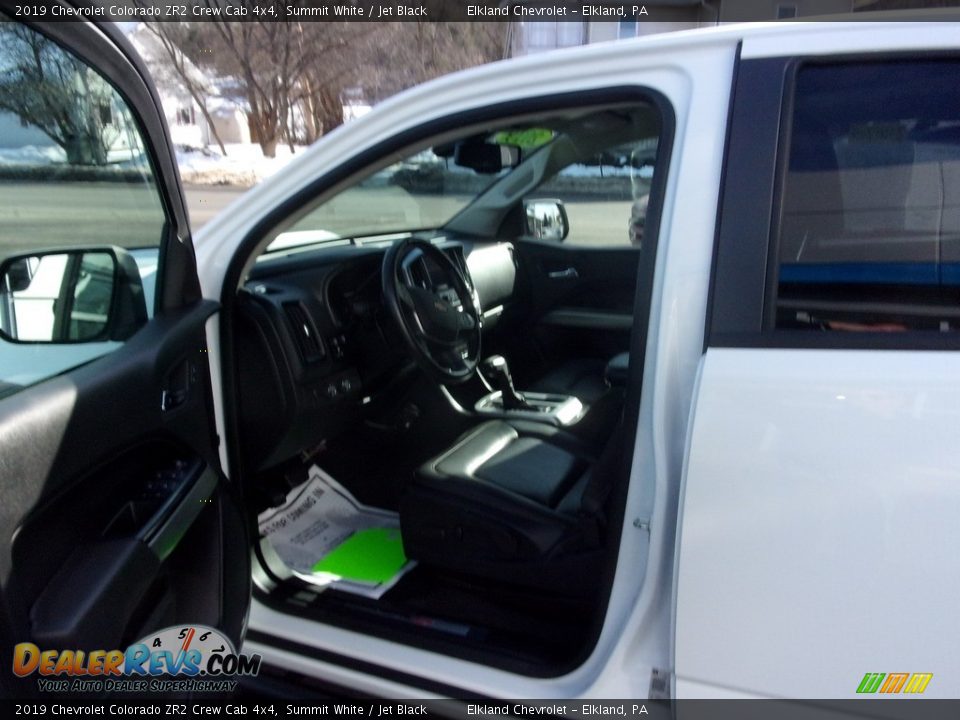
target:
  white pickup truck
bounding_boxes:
[0,5,957,704]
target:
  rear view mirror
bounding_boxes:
[0,247,147,343]
[451,138,520,174]
[524,199,569,242]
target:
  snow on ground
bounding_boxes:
[1,139,654,188]
[0,145,67,165]
[177,145,652,186]
[176,143,306,187]
[0,142,305,188]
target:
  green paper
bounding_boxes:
[312,528,407,584]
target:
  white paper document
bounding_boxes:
[257,465,415,599]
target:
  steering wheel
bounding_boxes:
[382,239,481,385]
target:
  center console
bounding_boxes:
[474,355,585,427]
[474,390,585,426]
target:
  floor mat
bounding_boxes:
[258,465,415,599]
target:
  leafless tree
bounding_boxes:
[136,9,506,157]
[140,21,228,154]
[141,3,304,157]
[177,9,374,154]
[0,23,120,165]
[359,22,508,103]
[198,11,295,157]
[288,21,376,145]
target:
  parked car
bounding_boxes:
[1,4,959,703]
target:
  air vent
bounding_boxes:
[283,303,324,363]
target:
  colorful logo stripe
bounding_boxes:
[857,672,932,694]
[904,673,934,694]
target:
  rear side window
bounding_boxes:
[775,60,960,333]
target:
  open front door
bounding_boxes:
[0,10,250,697]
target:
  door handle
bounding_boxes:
[160,388,188,412]
[160,358,196,412]
[547,267,579,280]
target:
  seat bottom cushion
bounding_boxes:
[419,420,586,509]
[401,420,599,590]
[475,436,581,507]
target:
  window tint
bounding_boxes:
[0,19,165,395]
[775,61,960,333]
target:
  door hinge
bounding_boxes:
[649,668,671,700]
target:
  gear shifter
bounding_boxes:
[481,355,532,410]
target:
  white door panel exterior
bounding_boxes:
[676,348,960,698]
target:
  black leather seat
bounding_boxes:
[529,352,630,404]
[400,418,621,592]
[529,358,609,404]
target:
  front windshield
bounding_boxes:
[261,105,659,255]
[268,143,523,251]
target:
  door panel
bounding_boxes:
[1,302,250,690]
[0,11,248,698]
[510,241,639,385]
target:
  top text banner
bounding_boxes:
[10,0,944,23]
[8,0,677,22]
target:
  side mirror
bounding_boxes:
[524,199,569,242]
[0,247,147,343]
[5,257,35,292]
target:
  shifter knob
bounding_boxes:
[481,355,530,410]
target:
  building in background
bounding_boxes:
[509,0,870,56]
[126,24,250,148]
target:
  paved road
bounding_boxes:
[0,182,249,260]
[0,181,635,262]
[183,184,634,246]
[184,184,249,229]
[0,181,166,258]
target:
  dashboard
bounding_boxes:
[234,239,518,472]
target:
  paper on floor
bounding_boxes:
[257,465,414,599]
